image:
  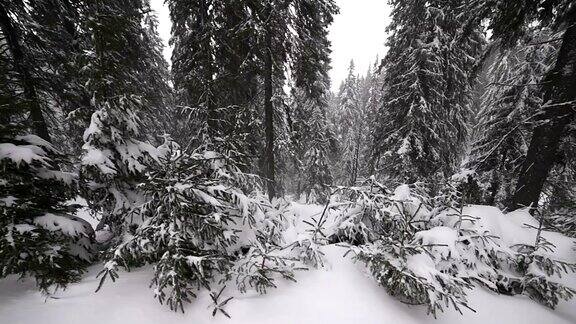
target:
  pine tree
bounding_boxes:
[95,137,299,312]
[168,0,259,158]
[464,0,576,210]
[335,61,360,185]
[333,61,374,185]
[288,0,338,200]
[0,0,93,292]
[287,88,334,202]
[80,0,165,239]
[365,59,385,175]
[334,179,575,315]
[138,3,174,144]
[468,30,559,206]
[168,0,218,146]
[0,131,94,293]
[373,0,484,182]
[168,0,337,198]
[25,0,93,154]
[496,2,576,210]
[302,112,333,203]
[92,1,338,311]
[0,1,51,141]
[291,0,338,102]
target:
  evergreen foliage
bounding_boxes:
[2,0,576,318]
[0,0,94,293]
[331,61,375,185]
[80,0,168,239]
[287,88,334,203]
[0,131,94,293]
[334,62,361,185]
[95,138,302,311]
[333,179,575,315]
[373,0,484,181]
[468,30,559,206]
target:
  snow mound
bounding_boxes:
[33,213,95,238]
[0,203,574,324]
[0,143,49,166]
[0,244,574,324]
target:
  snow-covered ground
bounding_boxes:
[1,203,575,324]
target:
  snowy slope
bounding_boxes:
[1,204,575,324]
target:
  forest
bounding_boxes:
[1,0,576,323]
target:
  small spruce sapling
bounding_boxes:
[0,133,94,294]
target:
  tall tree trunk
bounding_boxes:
[0,3,51,141]
[199,0,217,137]
[350,133,360,185]
[264,23,276,199]
[510,15,576,211]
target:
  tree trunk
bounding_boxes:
[510,15,576,211]
[264,23,276,199]
[0,3,51,141]
[199,0,217,137]
[350,133,360,185]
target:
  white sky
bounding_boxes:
[149,0,391,91]
[328,0,390,89]
[149,0,172,63]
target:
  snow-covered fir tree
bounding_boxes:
[332,61,376,185]
[365,59,386,175]
[168,0,261,161]
[334,61,361,185]
[479,0,576,210]
[0,1,94,292]
[2,0,576,320]
[0,130,94,293]
[136,4,174,144]
[333,179,575,315]
[287,0,338,201]
[24,0,93,155]
[95,138,299,312]
[80,0,167,240]
[373,0,484,182]
[92,0,339,311]
[468,30,559,206]
[287,88,334,202]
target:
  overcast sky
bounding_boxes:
[149,0,391,91]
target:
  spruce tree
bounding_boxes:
[138,3,174,144]
[168,0,259,158]
[302,107,334,203]
[0,1,51,141]
[468,30,559,206]
[80,0,165,239]
[0,0,93,292]
[287,0,338,200]
[168,0,337,198]
[335,62,359,184]
[373,0,483,182]
[365,60,385,175]
[25,0,93,154]
[168,0,219,146]
[463,0,576,210]
[287,88,334,202]
[499,2,576,210]
[0,130,93,293]
[334,61,373,185]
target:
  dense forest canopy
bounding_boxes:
[1,0,576,319]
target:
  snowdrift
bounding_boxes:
[0,203,574,324]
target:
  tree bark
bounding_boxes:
[264,20,276,199]
[350,133,360,185]
[0,3,51,141]
[510,14,576,211]
[199,0,217,137]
